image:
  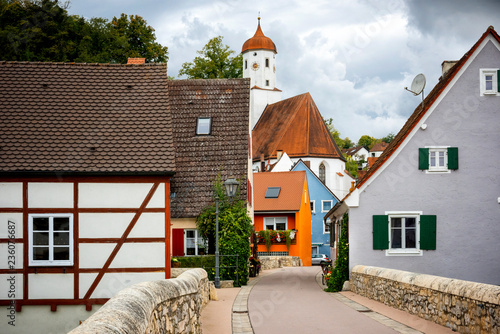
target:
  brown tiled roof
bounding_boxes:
[369,142,388,152]
[343,146,364,156]
[355,26,500,190]
[0,61,175,175]
[254,171,306,212]
[252,93,345,162]
[242,20,277,54]
[168,79,250,218]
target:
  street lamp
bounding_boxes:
[215,176,239,289]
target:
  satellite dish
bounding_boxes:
[405,73,426,96]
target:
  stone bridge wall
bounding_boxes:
[350,265,500,333]
[260,256,301,270]
[68,269,210,334]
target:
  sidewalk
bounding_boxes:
[200,266,454,334]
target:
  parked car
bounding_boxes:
[312,254,330,265]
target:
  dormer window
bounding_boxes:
[196,117,212,135]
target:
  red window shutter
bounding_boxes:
[172,229,185,256]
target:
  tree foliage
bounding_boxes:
[196,175,253,286]
[0,0,168,63]
[179,36,242,79]
[324,117,353,149]
[381,132,395,144]
[326,213,349,292]
[357,135,377,149]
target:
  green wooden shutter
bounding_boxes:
[447,147,459,170]
[497,70,500,92]
[420,215,436,250]
[373,215,389,250]
[418,148,429,170]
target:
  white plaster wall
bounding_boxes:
[79,243,114,269]
[0,243,23,269]
[80,272,165,299]
[78,212,165,239]
[78,183,154,208]
[146,183,165,208]
[79,213,135,239]
[243,49,277,89]
[29,274,73,299]
[0,183,23,207]
[79,243,164,269]
[0,273,23,299]
[111,243,164,268]
[28,183,74,208]
[0,304,102,334]
[0,212,23,238]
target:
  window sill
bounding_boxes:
[425,169,451,174]
[385,249,423,256]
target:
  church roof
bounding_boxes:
[242,19,277,54]
[252,93,345,162]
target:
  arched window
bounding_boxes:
[319,163,326,183]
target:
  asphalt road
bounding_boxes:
[248,266,399,334]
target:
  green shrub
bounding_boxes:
[196,174,253,286]
[326,213,349,292]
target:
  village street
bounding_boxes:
[201,266,454,334]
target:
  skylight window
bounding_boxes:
[196,117,212,135]
[265,187,281,198]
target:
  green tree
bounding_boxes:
[323,117,354,149]
[196,175,253,286]
[0,0,168,63]
[357,135,376,149]
[381,132,395,144]
[326,213,349,292]
[344,155,358,179]
[111,13,168,63]
[179,36,242,79]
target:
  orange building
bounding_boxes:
[253,171,312,266]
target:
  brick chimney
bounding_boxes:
[127,58,146,64]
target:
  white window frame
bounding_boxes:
[264,217,287,230]
[385,211,423,256]
[184,229,206,256]
[310,200,315,213]
[28,213,74,266]
[426,146,451,174]
[323,220,330,234]
[480,69,499,96]
[196,117,212,135]
[321,200,333,213]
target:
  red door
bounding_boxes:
[172,229,184,256]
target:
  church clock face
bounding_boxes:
[252,62,260,71]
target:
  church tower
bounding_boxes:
[242,18,282,128]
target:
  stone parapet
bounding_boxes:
[68,269,211,334]
[351,265,500,333]
[260,256,301,270]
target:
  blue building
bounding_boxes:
[292,159,339,256]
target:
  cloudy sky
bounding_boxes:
[67,0,500,142]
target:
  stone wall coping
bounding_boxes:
[69,268,207,334]
[352,265,500,305]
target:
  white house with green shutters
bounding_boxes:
[328,26,500,285]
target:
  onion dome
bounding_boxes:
[242,18,277,54]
